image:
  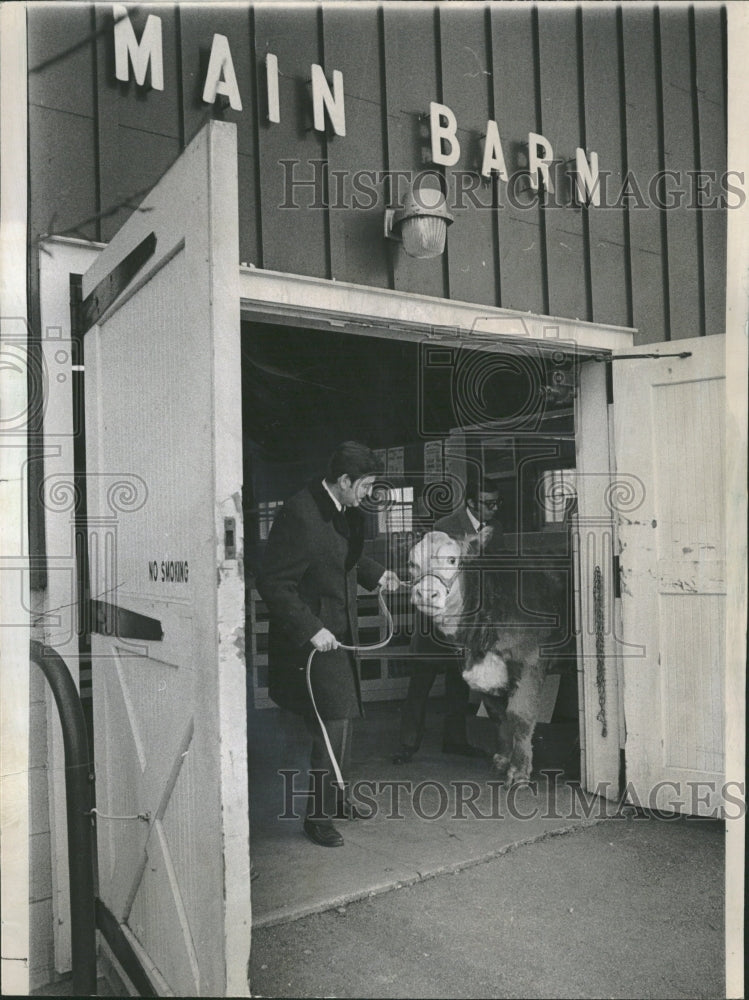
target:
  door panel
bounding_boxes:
[612,335,725,816]
[83,122,249,995]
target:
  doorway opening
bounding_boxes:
[240,319,587,920]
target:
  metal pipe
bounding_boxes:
[30,640,97,996]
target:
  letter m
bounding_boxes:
[113,3,164,90]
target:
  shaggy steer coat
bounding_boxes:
[257,479,384,720]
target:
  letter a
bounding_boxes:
[203,33,242,112]
[480,120,508,181]
[528,131,555,194]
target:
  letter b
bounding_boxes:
[430,102,460,167]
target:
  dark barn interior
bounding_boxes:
[240,322,582,802]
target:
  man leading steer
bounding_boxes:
[257,441,401,848]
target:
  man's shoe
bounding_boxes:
[392,746,416,765]
[442,741,486,759]
[303,818,344,848]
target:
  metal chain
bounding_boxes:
[593,565,607,738]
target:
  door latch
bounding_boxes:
[224,517,236,559]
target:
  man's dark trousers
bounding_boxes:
[304,715,351,820]
[399,628,470,750]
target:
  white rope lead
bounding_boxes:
[305,586,395,791]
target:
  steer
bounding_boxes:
[409,530,566,785]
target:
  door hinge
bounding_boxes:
[594,351,693,362]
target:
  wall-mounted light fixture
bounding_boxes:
[384,180,454,259]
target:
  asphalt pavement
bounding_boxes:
[249,814,725,1000]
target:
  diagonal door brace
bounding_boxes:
[79,232,157,333]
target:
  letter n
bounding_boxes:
[574,148,601,206]
[311,64,346,137]
[113,3,164,90]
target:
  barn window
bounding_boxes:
[258,500,282,540]
[378,486,414,533]
[541,469,577,526]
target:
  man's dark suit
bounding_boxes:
[431,505,478,542]
[257,478,384,817]
[257,478,384,720]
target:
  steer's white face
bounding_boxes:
[408,531,464,617]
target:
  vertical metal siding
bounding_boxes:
[253,5,329,278]
[26,4,727,345]
[537,8,589,322]
[621,8,670,343]
[439,5,499,308]
[322,6,390,289]
[94,5,182,243]
[659,8,703,341]
[693,7,728,338]
[488,7,547,315]
[381,6,446,299]
[581,7,631,328]
[178,5,261,267]
[27,5,98,242]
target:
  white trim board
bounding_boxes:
[239,266,636,352]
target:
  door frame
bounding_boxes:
[237,267,633,799]
[37,236,104,977]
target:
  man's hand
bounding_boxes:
[310,627,339,652]
[378,570,402,593]
[478,524,494,548]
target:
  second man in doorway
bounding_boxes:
[392,475,503,765]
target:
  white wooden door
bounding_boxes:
[82,122,250,995]
[612,335,726,816]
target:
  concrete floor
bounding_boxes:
[247,701,726,1000]
[249,699,595,929]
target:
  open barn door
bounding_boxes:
[612,335,726,816]
[81,122,250,995]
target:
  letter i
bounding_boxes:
[266,53,280,123]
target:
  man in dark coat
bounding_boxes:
[392,476,503,764]
[257,441,401,848]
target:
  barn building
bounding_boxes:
[0,2,745,996]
